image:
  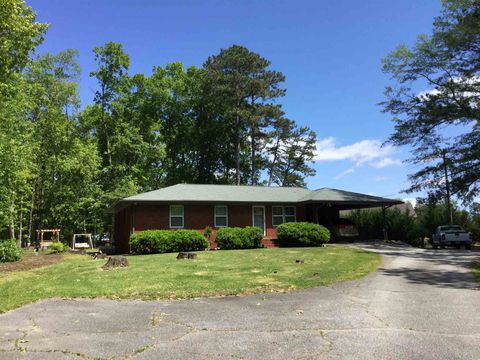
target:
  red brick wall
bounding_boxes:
[134,204,169,230]
[185,205,215,229]
[114,206,132,253]
[114,203,304,251]
[228,205,252,227]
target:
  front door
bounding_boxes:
[252,206,265,235]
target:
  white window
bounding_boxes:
[170,205,184,228]
[215,205,228,227]
[272,206,296,226]
[272,206,284,226]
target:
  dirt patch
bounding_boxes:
[0,251,64,272]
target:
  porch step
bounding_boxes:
[262,237,280,248]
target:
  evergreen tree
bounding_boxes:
[203,45,286,185]
[382,0,480,204]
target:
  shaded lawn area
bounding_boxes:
[0,247,380,313]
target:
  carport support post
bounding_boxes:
[382,206,388,241]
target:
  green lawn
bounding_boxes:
[0,246,380,313]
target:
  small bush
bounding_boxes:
[0,240,23,262]
[48,242,69,254]
[216,226,264,249]
[170,230,210,252]
[240,226,264,248]
[130,230,208,255]
[276,222,330,246]
[130,230,169,254]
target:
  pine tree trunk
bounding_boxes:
[251,124,255,185]
[268,136,281,186]
[250,96,256,186]
[235,112,241,185]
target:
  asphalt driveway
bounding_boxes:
[0,242,478,359]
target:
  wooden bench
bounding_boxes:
[74,242,90,249]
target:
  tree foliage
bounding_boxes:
[0,0,48,82]
[382,0,480,204]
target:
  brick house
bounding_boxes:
[112,184,402,252]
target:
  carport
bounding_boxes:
[301,188,404,239]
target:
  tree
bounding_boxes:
[0,0,47,242]
[267,118,317,187]
[203,45,286,185]
[25,50,102,239]
[89,42,130,168]
[0,77,34,242]
[381,0,480,204]
[0,0,48,82]
[146,63,199,185]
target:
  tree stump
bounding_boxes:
[177,252,189,259]
[102,256,128,269]
[177,252,197,260]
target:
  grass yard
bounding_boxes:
[0,246,380,313]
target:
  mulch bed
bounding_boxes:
[0,251,64,273]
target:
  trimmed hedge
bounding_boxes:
[0,239,22,262]
[276,222,330,246]
[130,230,209,255]
[216,226,263,249]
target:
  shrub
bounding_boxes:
[216,226,264,249]
[215,228,243,249]
[276,222,330,246]
[348,208,424,247]
[170,230,210,252]
[130,230,208,255]
[130,230,169,254]
[48,242,69,254]
[0,239,23,262]
[240,226,263,248]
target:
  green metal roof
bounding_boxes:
[303,188,403,204]
[119,184,402,207]
[123,184,311,203]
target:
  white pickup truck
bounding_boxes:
[431,225,472,250]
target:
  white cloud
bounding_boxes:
[374,176,387,182]
[371,157,402,168]
[334,167,355,180]
[315,137,402,169]
[417,76,480,107]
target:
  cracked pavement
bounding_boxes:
[0,242,479,359]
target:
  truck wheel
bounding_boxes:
[465,244,471,250]
[432,245,438,249]
[440,245,446,249]
[455,245,461,249]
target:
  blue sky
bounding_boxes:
[29,0,442,201]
